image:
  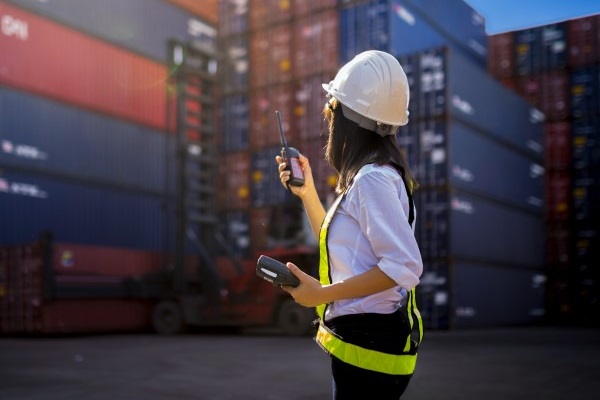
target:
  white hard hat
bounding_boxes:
[322,50,410,128]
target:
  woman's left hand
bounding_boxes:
[282,263,327,307]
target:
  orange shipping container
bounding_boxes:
[250,85,294,149]
[293,9,340,78]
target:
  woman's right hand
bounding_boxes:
[276,153,314,199]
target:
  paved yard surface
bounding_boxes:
[1,326,599,399]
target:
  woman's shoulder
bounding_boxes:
[355,163,400,181]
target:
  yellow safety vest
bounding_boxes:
[315,166,423,376]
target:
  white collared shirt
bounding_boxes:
[324,163,423,320]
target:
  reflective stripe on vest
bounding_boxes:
[315,166,422,375]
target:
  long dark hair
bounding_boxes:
[323,98,417,194]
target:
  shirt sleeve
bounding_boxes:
[349,169,423,290]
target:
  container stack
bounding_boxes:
[488,15,600,324]
[336,0,547,329]
[0,0,217,334]
[218,0,340,258]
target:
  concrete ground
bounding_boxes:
[0,326,599,400]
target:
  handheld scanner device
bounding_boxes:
[256,255,300,287]
[276,110,305,187]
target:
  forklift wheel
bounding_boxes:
[153,300,185,335]
[277,299,313,336]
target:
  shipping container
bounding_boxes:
[249,85,294,149]
[293,0,337,17]
[545,222,571,269]
[540,23,568,71]
[418,259,545,329]
[545,121,572,171]
[217,151,251,210]
[301,135,338,204]
[249,24,293,88]
[397,53,421,120]
[219,0,249,36]
[545,170,571,222]
[251,147,293,207]
[0,3,168,130]
[220,36,249,95]
[570,66,600,119]
[416,189,544,268]
[414,118,544,213]
[218,210,251,258]
[293,9,339,78]
[220,95,250,152]
[488,32,515,80]
[0,87,173,194]
[572,171,600,222]
[572,117,600,170]
[0,169,173,251]
[539,70,570,121]
[514,28,542,76]
[340,0,391,63]
[249,0,292,31]
[567,15,600,68]
[167,0,219,25]
[293,73,334,142]
[5,0,216,62]
[413,48,545,159]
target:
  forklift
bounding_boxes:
[147,41,317,336]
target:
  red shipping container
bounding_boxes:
[293,0,337,17]
[567,15,600,68]
[0,3,167,130]
[293,10,339,79]
[249,84,294,149]
[545,222,571,268]
[488,32,515,80]
[217,151,251,210]
[52,243,164,277]
[516,75,542,109]
[545,121,572,171]
[540,71,570,121]
[250,24,292,88]
[249,0,292,31]
[545,171,571,222]
[294,73,333,142]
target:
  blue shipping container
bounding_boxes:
[219,0,249,37]
[416,189,545,267]
[0,170,173,251]
[418,259,546,329]
[220,36,249,95]
[218,210,250,258]
[220,95,250,152]
[251,147,292,207]
[340,0,390,63]
[0,87,173,194]
[5,0,216,62]
[570,66,600,119]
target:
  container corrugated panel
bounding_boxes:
[249,24,292,88]
[249,85,294,149]
[0,87,170,194]
[249,0,292,31]
[540,70,570,121]
[572,169,600,223]
[411,47,545,159]
[294,73,332,142]
[570,66,600,119]
[340,0,390,63]
[251,147,292,207]
[0,170,172,251]
[572,117,600,170]
[217,151,251,210]
[219,0,249,36]
[572,225,600,271]
[488,32,515,80]
[5,0,216,62]
[515,75,542,110]
[0,3,167,130]
[301,136,338,204]
[416,189,544,267]
[167,0,219,26]
[218,210,251,258]
[403,0,488,62]
[396,120,419,173]
[514,28,542,76]
[446,119,544,213]
[567,15,600,68]
[545,170,571,222]
[449,262,545,328]
[418,259,545,329]
[293,0,337,16]
[545,121,572,171]
[397,53,420,120]
[220,95,250,152]
[220,36,249,95]
[293,9,339,79]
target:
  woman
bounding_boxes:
[275,50,423,399]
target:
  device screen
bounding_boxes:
[289,157,304,178]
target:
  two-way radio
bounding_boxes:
[255,255,300,287]
[276,110,305,187]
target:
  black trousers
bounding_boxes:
[325,310,414,400]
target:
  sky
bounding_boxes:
[464,0,600,34]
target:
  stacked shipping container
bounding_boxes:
[488,15,600,324]
[0,0,216,334]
